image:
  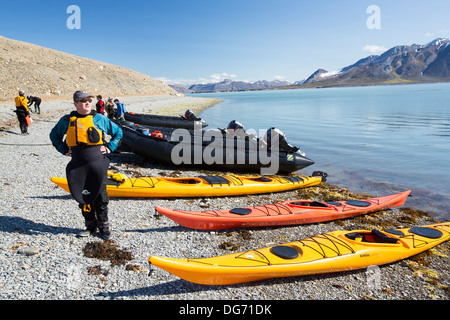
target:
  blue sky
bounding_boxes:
[2,0,450,84]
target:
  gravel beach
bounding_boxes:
[0,94,448,302]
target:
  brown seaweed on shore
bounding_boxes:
[219,230,253,251]
[87,265,109,276]
[82,240,133,267]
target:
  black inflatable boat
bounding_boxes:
[124,110,208,129]
[119,122,314,174]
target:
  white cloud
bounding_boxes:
[159,73,293,85]
[156,77,204,85]
[209,73,238,82]
[155,77,171,84]
[426,30,450,38]
[363,44,388,55]
[158,73,239,85]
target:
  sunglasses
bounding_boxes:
[78,98,92,103]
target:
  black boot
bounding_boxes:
[78,205,97,237]
[78,219,97,237]
[97,220,111,240]
[93,182,110,240]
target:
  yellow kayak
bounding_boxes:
[50,170,325,198]
[149,222,450,285]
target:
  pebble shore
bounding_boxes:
[0,95,448,301]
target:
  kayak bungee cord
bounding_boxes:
[251,203,294,216]
[297,233,356,258]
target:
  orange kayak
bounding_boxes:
[51,170,324,198]
[149,222,450,285]
[155,190,411,230]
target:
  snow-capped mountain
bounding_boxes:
[170,79,292,93]
[170,38,450,93]
[301,38,450,86]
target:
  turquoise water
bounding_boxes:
[194,83,450,221]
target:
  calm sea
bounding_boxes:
[193,83,450,221]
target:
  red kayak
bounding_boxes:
[155,190,411,230]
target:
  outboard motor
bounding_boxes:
[184,109,199,120]
[264,127,301,153]
[227,120,245,132]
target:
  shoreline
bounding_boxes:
[194,86,450,223]
[0,94,448,300]
[303,167,450,223]
[0,94,222,129]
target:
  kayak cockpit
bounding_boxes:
[158,177,202,184]
[345,229,399,244]
[287,201,333,209]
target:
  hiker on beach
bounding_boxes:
[105,97,115,119]
[14,90,30,135]
[27,95,42,114]
[114,98,126,121]
[49,90,123,240]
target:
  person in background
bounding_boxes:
[96,95,105,115]
[114,98,126,121]
[15,90,30,135]
[27,95,42,114]
[105,97,115,120]
[49,90,123,240]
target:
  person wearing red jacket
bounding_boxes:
[96,95,105,115]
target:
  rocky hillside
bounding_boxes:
[296,38,450,87]
[0,35,178,102]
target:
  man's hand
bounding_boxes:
[100,146,111,154]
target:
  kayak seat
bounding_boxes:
[246,176,273,183]
[346,230,398,244]
[309,201,329,207]
[290,201,328,207]
[371,229,398,244]
[345,232,366,242]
